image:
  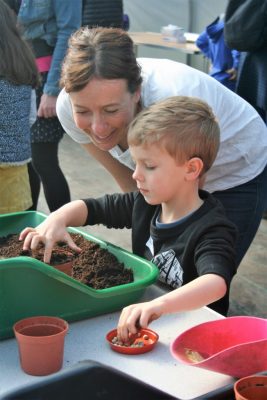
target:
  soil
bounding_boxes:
[0,233,133,289]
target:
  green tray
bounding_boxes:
[0,211,159,340]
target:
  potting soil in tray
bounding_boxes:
[0,233,133,289]
[0,211,159,340]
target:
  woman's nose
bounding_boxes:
[91,115,108,136]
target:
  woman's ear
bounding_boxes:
[185,157,204,181]
[133,85,141,104]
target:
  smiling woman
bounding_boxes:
[56,26,267,267]
[69,79,139,152]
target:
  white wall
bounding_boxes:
[123,0,228,69]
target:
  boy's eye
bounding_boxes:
[145,165,156,170]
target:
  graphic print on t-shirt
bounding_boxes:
[152,249,183,288]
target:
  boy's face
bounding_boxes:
[130,143,188,206]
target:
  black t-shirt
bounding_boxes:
[84,190,237,315]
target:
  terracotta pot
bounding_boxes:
[51,250,74,276]
[234,375,267,400]
[13,316,68,376]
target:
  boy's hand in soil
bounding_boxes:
[19,200,88,263]
[117,300,163,342]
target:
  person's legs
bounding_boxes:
[213,164,267,266]
[31,142,71,212]
[30,72,70,212]
[27,162,40,210]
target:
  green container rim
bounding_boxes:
[0,211,159,297]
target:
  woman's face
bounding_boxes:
[70,78,141,151]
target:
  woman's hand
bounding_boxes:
[37,94,57,118]
[19,214,81,264]
[117,300,164,342]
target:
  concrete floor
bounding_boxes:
[38,134,267,318]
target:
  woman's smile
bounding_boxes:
[86,128,116,144]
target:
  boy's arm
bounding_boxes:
[19,200,88,263]
[117,273,226,341]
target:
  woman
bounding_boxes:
[0,0,39,213]
[57,27,267,266]
[17,0,82,211]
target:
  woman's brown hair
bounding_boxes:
[0,0,39,87]
[61,27,142,93]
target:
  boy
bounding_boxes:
[20,96,237,341]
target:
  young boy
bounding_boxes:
[20,96,237,341]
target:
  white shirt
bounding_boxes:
[56,58,267,192]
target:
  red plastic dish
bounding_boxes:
[106,328,159,355]
[170,316,267,378]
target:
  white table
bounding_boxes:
[129,32,200,55]
[0,286,233,399]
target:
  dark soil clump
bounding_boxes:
[0,233,133,289]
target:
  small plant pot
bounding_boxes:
[13,316,68,376]
[50,250,74,276]
[234,375,267,400]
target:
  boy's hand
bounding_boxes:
[19,215,81,264]
[117,300,164,342]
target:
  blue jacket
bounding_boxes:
[18,0,82,96]
[196,18,240,91]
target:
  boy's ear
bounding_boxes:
[185,157,204,181]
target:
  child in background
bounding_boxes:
[196,15,239,91]
[20,96,237,340]
[0,0,39,213]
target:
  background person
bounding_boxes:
[224,0,267,219]
[56,27,267,266]
[196,15,239,91]
[20,96,237,321]
[0,0,39,213]
[17,0,82,211]
[82,0,124,29]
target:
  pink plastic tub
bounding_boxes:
[170,316,267,378]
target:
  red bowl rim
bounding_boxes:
[106,328,159,355]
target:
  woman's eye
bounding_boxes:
[74,110,88,115]
[105,109,118,114]
[145,165,156,170]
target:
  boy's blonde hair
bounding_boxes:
[128,96,220,175]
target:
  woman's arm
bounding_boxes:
[82,143,137,192]
[44,1,82,97]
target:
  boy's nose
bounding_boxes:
[132,167,143,182]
